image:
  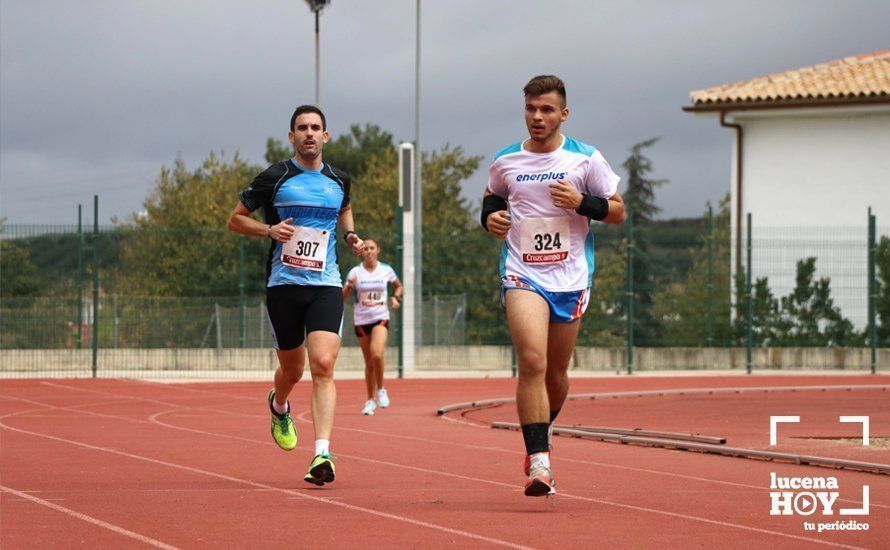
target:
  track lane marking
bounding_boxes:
[0,402,532,549]
[0,484,180,549]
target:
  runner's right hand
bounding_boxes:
[486,211,512,239]
[268,218,295,243]
[346,232,365,255]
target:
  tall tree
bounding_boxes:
[0,241,40,298]
[115,152,267,297]
[265,123,395,178]
[113,126,489,342]
[779,258,855,346]
[577,240,627,346]
[653,195,732,346]
[621,137,667,345]
[622,137,667,224]
[731,258,856,347]
[417,146,493,342]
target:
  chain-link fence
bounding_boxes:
[1,212,886,377]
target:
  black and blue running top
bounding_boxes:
[239,158,351,288]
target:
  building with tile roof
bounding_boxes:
[684,50,889,329]
[688,50,889,108]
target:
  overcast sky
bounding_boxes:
[1,0,888,225]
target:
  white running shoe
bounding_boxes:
[376,388,390,408]
[524,463,556,497]
[361,399,377,415]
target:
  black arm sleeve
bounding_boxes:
[239,164,285,212]
[481,194,509,230]
[575,193,609,221]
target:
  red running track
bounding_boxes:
[1,375,887,549]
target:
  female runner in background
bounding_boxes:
[343,238,402,415]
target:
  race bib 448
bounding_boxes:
[359,290,385,306]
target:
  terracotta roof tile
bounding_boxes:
[690,50,890,106]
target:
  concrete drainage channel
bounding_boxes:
[437,385,890,476]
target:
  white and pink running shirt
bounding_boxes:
[486,135,620,292]
[347,262,399,325]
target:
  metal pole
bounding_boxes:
[868,208,876,374]
[215,303,222,350]
[745,212,753,375]
[113,294,119,349]
[706,204,713,347]
[626,214,634,375]
[314,10,320,106]
[398,143,416,373]
[77,204,83,349]
[414,0,423,347]
[259,302,265,348]
[433,295,439,345]
[395,205,404,378]
[239,235,245,348]
[92,195,99,378]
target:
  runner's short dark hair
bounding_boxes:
[523,75,566,105]
[291,105,327,131]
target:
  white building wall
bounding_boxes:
[739,107,890,227]
[727,106,890,329]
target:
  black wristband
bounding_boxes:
[576,194,609,221]
[343,230,356,244]
[481,194,509,230]
[394,295,402,303]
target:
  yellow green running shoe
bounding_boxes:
[304,454,335,486]
[267,389,297,451]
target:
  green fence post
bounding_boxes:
[868,208,876,374]
[626,213,634,375]
[706,204,713,347]
[745,212,752,375]
[92,195,99,378]
[395,205,404,379]
[77,204,84,349]
[239,235,245,348]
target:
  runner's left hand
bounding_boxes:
[346,232,365,255]
[390,296,401,309]
[549,179,582,210]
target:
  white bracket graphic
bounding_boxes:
[839,416,870,446]
[840,486,870,515]
[770,416,800,446]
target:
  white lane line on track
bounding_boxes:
[296,409,890,511]
[0,388,876,549]
[0,404,533,550]
[0,484,180,549]
[23,382,885,511]
[151,409,868,550]
[7,386,867,550]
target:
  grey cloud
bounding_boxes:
[2,0,888,223]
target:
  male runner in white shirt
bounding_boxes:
[481,75,626,497]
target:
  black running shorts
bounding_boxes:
[266,285,344,350]
[354,319,389,338]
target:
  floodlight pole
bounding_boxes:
[314,10,320,106]
[92,195,99,378]
[304,1,330,106]
[399,142,416,373]
[414,0,423,346]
